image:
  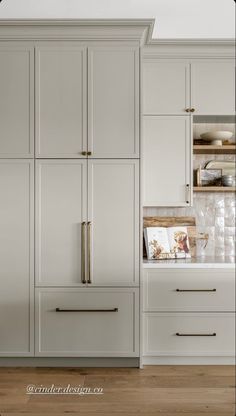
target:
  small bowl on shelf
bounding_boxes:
[200,131,233,145]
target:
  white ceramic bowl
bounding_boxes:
[200,130,233,142]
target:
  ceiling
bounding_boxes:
[0,0,234,39]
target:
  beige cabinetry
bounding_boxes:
[0,46,34,157]
[142,268,235,364]
[0,160,34,356]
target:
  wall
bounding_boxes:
[0,0,234,39]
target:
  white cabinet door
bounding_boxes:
[191,60,235,115]
[0,46,34,157]
[88,160,139,285]
[88,46,139,158]
[143,60,190,115]
[143,116,191,206]
[0,160,34,356]
[35,45,87,157]
[36,160,87,286]
[35,288,139,357]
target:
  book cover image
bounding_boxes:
[144,226,191,260]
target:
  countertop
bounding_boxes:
[143,256,235,269]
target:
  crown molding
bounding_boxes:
[0,19,154,44]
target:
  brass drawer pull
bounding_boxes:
[176,289,216,292]
[56,308,118,312]
[176,332,216,337]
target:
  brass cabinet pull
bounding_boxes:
[185,108,190,112]
[87,221,92,284]
[87,151,92,156]
[186,183,190,204]
[190,108,195,112]
[81,222,86,284]
[81,151,87,156]
[176,332,216,337]
[176,289,216,292]
[56,308,118,312]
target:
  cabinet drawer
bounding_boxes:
[35,288,139,357]
[143,313,235,357]
[143,269,235,312]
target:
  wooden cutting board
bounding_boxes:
[143,216,196,258]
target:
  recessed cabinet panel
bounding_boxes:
[88,160,139,285]
[143,116,191,206]
[191,60,235,115]
[36,160,87,286]
[88,47,139,158]
[36,46,86,157]
[143,60,190,115]
[35,288,139,356]
[0,160,34,355]
[0,47,34,157]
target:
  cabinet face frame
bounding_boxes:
[0,45,34,158]
[88,45,140,158]
[35,44,87,158]
[0,159,34,356]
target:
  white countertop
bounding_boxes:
[143,256,235,269]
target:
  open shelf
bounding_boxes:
[194,186,236,192]
[193,145,236,154]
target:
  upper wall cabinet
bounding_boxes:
[0,47,34,157]
[143,60,190,115]
[35,45,87,158]
[88,46,139,158]
[191,60,235,115]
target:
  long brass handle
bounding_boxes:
[87,221,91,284]
[176,332,216,337]
[176,289,216,292]
[56,308,118,312]
[81,222,86,284]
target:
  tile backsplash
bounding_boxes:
[144,121,235,257]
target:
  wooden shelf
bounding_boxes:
[193,145,236,154]
[194,186,236,192]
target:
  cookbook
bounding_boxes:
[144,226,191,260]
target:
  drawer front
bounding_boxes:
[143,269,235,312]
[36,288,139,357]
[143,313,235,356]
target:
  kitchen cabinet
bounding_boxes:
[0,46,34,157]
[0,160,34,356]
[143,60,190,115]
[35,44,139,158]
[142,267,235,364]
[143,116,191,206]
[36,159,139,287]
[35,288,139,357]
[35,45,87,158]
[88,46,139,158]
[191,60,235,115]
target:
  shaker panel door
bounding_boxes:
[0,46,34,157]
[0,160,34,355]
[36,46,87,157]
[88,46,139,158]
[88,160,139,285]
[36,160,87,286]
[191,60,235,115]
[143,116,191,206]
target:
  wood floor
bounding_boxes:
[0,366,235,415]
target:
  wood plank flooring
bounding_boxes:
[0,366,235,415]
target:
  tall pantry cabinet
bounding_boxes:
[0,21,145,360]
